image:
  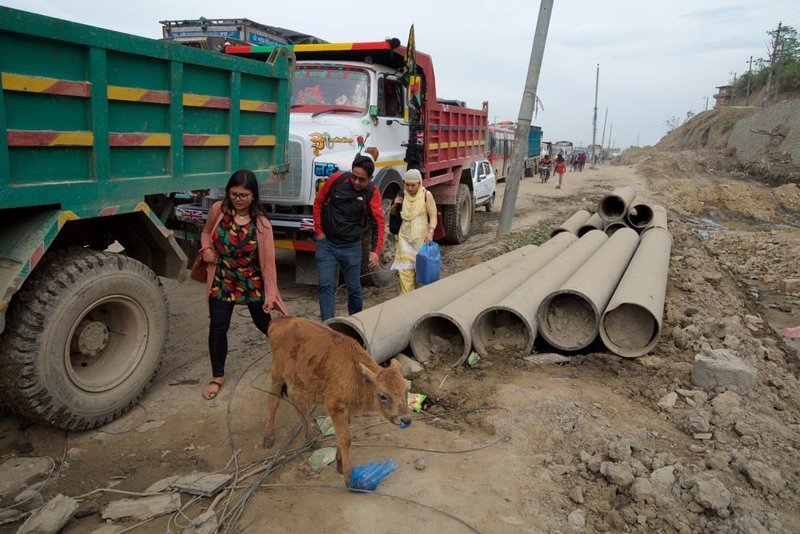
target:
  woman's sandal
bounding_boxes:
[202,379,224,400]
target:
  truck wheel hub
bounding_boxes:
[72,320,109,357]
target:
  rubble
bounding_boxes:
[17,494,79,534]
[101,494,181,521]
[691,348,757,391]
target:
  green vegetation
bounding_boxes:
[733,24,800,98]
[484,218,558,260]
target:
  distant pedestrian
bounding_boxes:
[577,152,587,171]
[554,154,567,189]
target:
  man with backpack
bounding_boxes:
[312,154,385,321]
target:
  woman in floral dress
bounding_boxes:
[199,170,287,399]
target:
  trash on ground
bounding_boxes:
[348,460,397,491]
[778,325,800,338]
[308,447,337,471]
[466,351,481,366]
[407,392,428,412]
[315,416,336,436]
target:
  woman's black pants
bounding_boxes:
[208,298,271,377]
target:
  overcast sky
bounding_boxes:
[4,0,799,147]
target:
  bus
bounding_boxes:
[487,123,515,182]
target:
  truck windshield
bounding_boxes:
[291,67,369,114]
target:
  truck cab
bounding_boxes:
[227,40,489,285]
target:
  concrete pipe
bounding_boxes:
[626,203,654,231]
[472,230,609,359]
[604,220,629,236]
[599,227,673,358]
[326,245,537,363]
[410,232,576,366]
[577,212,603,237]
[537,227,640,352]
[550,210,592,237]
[598,186,636,222]
[643,204,668,233]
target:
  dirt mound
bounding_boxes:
[657,107,759,151]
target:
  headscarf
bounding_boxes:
[400,169,428,242]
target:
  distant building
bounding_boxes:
[713,85,732,108]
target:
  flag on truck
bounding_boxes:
[402,25,421,123]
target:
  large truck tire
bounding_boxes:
[442,183,473,244]
[365,197,397,287]
[0,248,168,430]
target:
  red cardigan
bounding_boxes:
[200,201,288,315]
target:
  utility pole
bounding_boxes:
[763,21,782,108]
[774,40,786,103]
[730,72,737,102]
[636,133,640,147]
[590,63,599,168]
[704,96,709,111]
[607,123,613,151]
[746,55,753,106]
[600,106,608,153]
[497,0,553,237]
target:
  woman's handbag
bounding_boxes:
[190,254,207,283]
[389,210,402,235]
[389,198,403,235]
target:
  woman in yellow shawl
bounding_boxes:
[390,169,437,293]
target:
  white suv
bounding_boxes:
[472,160,497,212]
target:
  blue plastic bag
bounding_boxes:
[416,242,441,286]
[348,459,398,491]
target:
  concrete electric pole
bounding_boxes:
[497,0,553,237]
[590,63,599,168]
[746,55,753,106]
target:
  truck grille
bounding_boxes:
[259,140,303,200]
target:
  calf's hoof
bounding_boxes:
[263,436,274,449]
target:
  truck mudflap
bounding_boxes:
[0,207,64,334]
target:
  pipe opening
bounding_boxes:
[472,309,533,358]
[599,195,626,220]
[538,293,598,351]
[577,225,597,237]
[605,222,628,236]
[327,321,367,350]
[602,304,658,355]
[410,315,467,366]
[627,204,654,229]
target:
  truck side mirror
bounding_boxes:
[369,105,379,118]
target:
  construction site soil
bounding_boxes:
[1,106,799,533]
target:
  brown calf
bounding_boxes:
[264,316,410,485]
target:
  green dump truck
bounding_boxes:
[0,7,292,429]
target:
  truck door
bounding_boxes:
[372,75,408,172]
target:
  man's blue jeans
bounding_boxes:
[316,238,363,321]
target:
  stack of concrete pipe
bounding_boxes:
[330,187,672,363]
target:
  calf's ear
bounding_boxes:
[359,363,377,384]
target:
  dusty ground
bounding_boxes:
[1,157,799,533]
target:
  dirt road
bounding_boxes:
[1,159,798,533]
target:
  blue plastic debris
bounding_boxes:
[397,420,411,429]
[348,460,398,491]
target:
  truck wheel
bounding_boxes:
[363,197,396,287]
[442,183,473,244]
[0,248,168,430]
